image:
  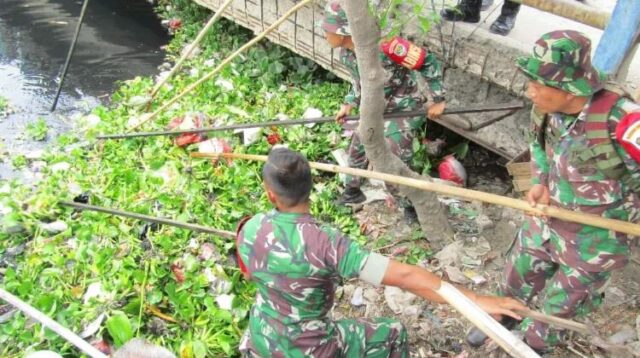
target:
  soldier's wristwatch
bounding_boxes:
[432,96,445,103]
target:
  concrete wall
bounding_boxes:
[194,0,532,159]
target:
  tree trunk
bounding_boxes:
[341,0,454,249]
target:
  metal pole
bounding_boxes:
[51,0,90,112]
[60,201,235,238]
[97,101,524,140]
[592,0,640,77]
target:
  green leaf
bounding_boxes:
[106,311,134,348]
[192,340,207,358]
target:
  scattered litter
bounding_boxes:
[199,243,216,261]
[216,294,234,310]
[197,138,232,163]
[166,112,207,147]
[463,237,491,259]
[126,95,151,108]
[363,288,379,305]
[331,149,349,183]
[433,241,463,268]
[361,187,388,205]
[302,107,322,128]
[438,155,467,186]
[215,78,234,92]
[463,270,487,285]
[475,214,494,231]
[83,282,106,304]
[351,287,365,306]
[80,313,106,338]
[604,286,627,308]
[384,286,416,314]
[180,43,201,59]
[444,266,469,284]
[50,162,71,172]
[24,150,45,160]
[608,325,637,345]
[40,220,68,233]
[275,113,289,121]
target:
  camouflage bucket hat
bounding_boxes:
[322,1,350,36]
[515,30,604,96]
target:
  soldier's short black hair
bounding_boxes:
[262,147,313,207]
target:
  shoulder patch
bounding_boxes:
[616,111,640,163]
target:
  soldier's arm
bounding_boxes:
[418,52,446,101]
[342,51,361,108]
[378,260,526,319]
[530,140,549,186]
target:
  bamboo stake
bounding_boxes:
[150,0,235,99]
[130,0,314,131]
[511,0,610,30]
[0,288,107,358]
[191,152,640,237]
[98,101,524,140]
[61,201,235,238]
[436,282,540,358]
[516,308,591,335]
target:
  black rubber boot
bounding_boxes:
[481,0,494,11]
[441,0,482,23]
[466,316,518,347]
[403,206,419,225]
[336,187,366,205]
[489,1,520,36]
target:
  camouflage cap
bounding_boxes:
[516,30,604,96]
[322,1,351,36]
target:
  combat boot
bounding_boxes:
[466,316,517,347]
[336,187,366,205]
[441,0,482,23]
[489,1,520,36]
[481,0,494,11]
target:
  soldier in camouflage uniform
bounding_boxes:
[467,30,640,353]
[322,1,446,221]
[238,147,527,357]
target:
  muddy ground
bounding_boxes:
[332,162,640,358]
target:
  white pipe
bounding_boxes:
[0,288,107,358]
[436,282,540,358]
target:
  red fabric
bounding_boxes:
[235,216,253,277]
[438,155,466,186]
[167,115,206,147]
[380,37,426,70]
[616,112,640,164]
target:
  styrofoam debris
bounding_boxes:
[40,220,68,233]
[216,294,234,310]
[351,287,365,306]
[80,313,106,338]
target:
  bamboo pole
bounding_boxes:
[511,0,610,30]
[191,152,640,237]
[150,0,235,99]
[436,282,540,358]
[98,101,524,140]
[0,288,107,358]
[60,201,235,238]
[516,308,591,335]
[130,0,314,131]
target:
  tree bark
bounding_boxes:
[341,0,454,249]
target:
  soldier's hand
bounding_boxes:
[335,104,353,125]
[475,295,526,320]
[427,101,446,119]
[527,184,550,207]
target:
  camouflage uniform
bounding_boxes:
[503,30,640,351]
[322,2,445,198]
[237,210,405,357]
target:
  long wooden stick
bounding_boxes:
[61,201,235,238]
[130,0,314,131]
[516,308,591,335]
[150,0,234,99]
[191,152,640,236]
[0,288,107,358]
[98,101,524,140]
[437,283,540,358]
